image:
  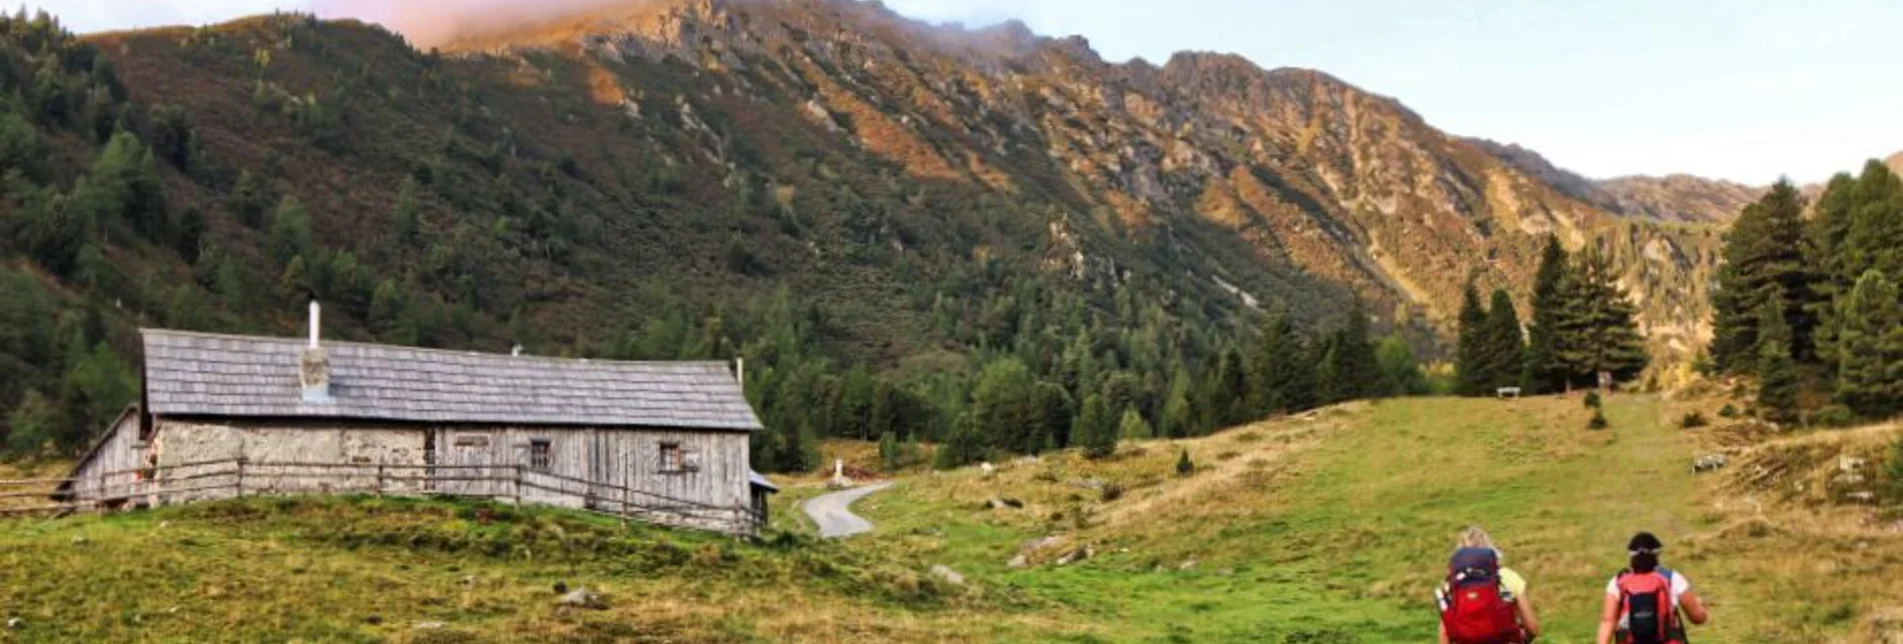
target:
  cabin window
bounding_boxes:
[659,442,685,473]
[529,439,552,471]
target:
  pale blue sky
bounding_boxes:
[37,0,1902,184]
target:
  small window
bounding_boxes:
[659,442,684,473]
[529,439,552,471]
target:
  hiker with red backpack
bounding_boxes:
[1437,526,1541,644]
[1596,532,1710,644]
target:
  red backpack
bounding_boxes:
[1616,569,1683,644]
[1439,548,1523,644]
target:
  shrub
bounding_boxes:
[1809,404,1858,429]
[1099,482,1124,502]
[1588,409,1609,430]
[1718,404,1739,418]
[1884,440,1903,505]
[1175,448,1195,477]
[1679,412,1709,429]
[1584,391,1602,409]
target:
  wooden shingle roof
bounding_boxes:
[140,329,762,431]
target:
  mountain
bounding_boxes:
[2,0,1728,450]
[1465,137,1759,224]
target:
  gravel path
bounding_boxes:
[802,482,894,538]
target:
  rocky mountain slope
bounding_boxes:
[47,0,1729,364]
[1465,137,1759,224]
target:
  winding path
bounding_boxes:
[803,482,893,538]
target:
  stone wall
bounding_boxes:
[153,421,428,498]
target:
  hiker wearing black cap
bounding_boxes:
[1595,532,1709,644]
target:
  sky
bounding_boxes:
[35,0,1902,184]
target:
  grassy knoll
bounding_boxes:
[3,396,1899,642]
[853,394,1903,643]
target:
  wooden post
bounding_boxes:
[513,464,523,506]
[234,458,245,499]
[376,463,385,498]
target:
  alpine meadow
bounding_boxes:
[1,1,1901,642]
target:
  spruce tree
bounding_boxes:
[1160,366,1194,438]
[1075,394,1116,459]
[1483,289,1526,391]
[1711,180,1811,372]
[1834,270,1903,418]
[1331,301,1381,401]
[1248,307,1315,414]
[1198,345,1248,429]
[1565,249,1649,387]
[1525,236,1571,393]
[1755,297,1799,425]
[1455,283,1491,396]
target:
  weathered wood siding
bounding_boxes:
[431,427,752,512]
[67,410,148,503]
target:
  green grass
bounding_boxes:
[854,395,1903,643]
[5,396,1899,642]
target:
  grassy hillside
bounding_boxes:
[849,394,1903,642]
[6,396,1898,642]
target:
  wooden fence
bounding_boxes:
[0,458,764,535]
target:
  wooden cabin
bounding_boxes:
[58,302,778,534]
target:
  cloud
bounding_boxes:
[43,0,297,34]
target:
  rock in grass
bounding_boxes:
[414,621,445,630]
[559,588,607,610]
[1007,554,1029,569]
[7,617,22,630]
[930,565,965,586]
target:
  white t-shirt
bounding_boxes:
[1605,570,1692,608]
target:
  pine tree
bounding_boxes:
[1160,366,1194,438]
[1564,249,1649,387]
[392,180,420,245]
[1328,301,1381,401]
[1525,235,1571,393]
[1198,345,1248,429]
[1455,283,1491,396]
[1075,394,1115,458]
[1118,406,1154,440]
[1248,307,1315,414]
[1834,270,1903,418]
[1482,289,1526,391]
[1755,297,1799,425]
[266,195,312,268]
[1711,180,1811,372]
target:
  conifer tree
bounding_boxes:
[1525,236,1571,393]
[1075,394,1115,458]
[1455,283,1491,396]
[1161,366,1194,438]
[1483,289,1526,391]
[1834,270,1903,418]
[1755,297,1799,425]
[1198,345,1248,429]
[1118,406,1154,440]
[1564,249,1649,387]
[1338,301,1382,400]
[1711,180,1811,372]
[1248,307,1315,414]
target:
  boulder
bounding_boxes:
[930,565,965,586]
[1007,554,1029,569]
[559,588,608,610]
[1178,559,1199,571]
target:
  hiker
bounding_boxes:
[1595,532,1709,644]
[1438,526,1541,643]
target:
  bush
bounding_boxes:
[1584,391,1602,409]
[1588,409,1609,430]
[1809,404,1859,429]
[1099,482,1124,502]
[1718,404,1739,418]
[1679,412,1709,429]
[1884,441,1903,505]
[1175,448,1195,477]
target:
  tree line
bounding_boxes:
[1454,236,1648,396]
[1708,162,1903,425]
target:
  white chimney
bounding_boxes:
[735,357,745,387]
[307,299,322,348]
[511,344,524,357]
[300,298,331,402]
